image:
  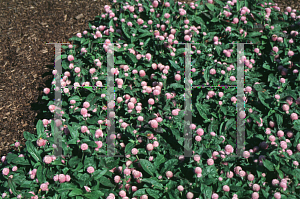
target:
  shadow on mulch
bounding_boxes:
[0,0,297,158]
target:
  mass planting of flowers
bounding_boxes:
[1,0,300,198]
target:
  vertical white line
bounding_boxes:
[184,43,193,157]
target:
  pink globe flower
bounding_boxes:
[212,193,219,199]
[43,155,52,164]
[207,159,214,166]
[291,113,298,121]
[81,126,88,133]
[223,185,230,192]
[252,184,260,192]
[152,0,159,7]
[84,186,91,192]
[190,124,196,130]
[87,166,95,174]
[12,166,18,172]
[68,55,74,62]
[277,130,284,137]
[166,171,173,179]
[210,69,216,75]
[65,175,71,182]
[247,174,254,181]
[175,74,181,81]
[119,190,126,197]
[153,141,159,147]
[58,174,66,183]
[252,192,259,199]
[230,76,236,81]
[177,185,184,192]
[273,46,279,53]
[146,143,154,151]
[2,168,9,176]
[225,145,234,153]
[138,116,144,122]
[186,192,194,199]
[274,192,281,199]
[81,143,88,151]
[14,141,20,147]
[148,98,155,105]
[139,70,146,77]
[40,183,49,191]
[195,136,202,142]
[194,167,202,174]
[131,148,138,155]
[43,88,50,95]
[150,120,158,129]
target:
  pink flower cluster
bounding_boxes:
[53,173,71,183]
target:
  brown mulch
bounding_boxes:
[0,0,297,158]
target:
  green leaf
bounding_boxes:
[196,103,208,120]
[136,32,153,39]
[104,157,119,170]
[167,191,177,199]
[20,180,35,188]
[255,134,265,140]
[215,45,222,56]
[211,17,219,22]
[125,142,135,155]
[93,169,108,180]
[275,113,283,128]
[146,189,160,198]
[203,178,215,185]
[293,120,300,131]
[83,190,104,199]
[8,178,18,195]
[139,159,156,176]
[248,32,262,37]
[169,60,180,71]
[231,185,245,192]
[37,165,46,183]
[262,62,271,70]
[23,131,36,141]
[169,83,184,89]
[99,176,114,188]
[258,92,270,108]
[127,52,138,63]
[26,141,41,163]
[214,0,225,6]
[11,157,30,166]
[142,178,163,190]
[194,16,205,26]
[86,93,96,103]
[280,57,290,65]
[69,95,81,101]
[276,167,284,179]
[36,120,44,139]
[280,90,298,100]
[68,189,83,197]
[262,159,274,171]
[206,3,214,11]
[133,188,147,197]
[143,38,151,49]
[225,118,236,131]
[154,154,166,168]
[162,159,178,174]
[68,156,81,168]
[121,23,130,39]
[294,132,300,147]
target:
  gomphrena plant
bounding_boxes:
[1,0,300,198]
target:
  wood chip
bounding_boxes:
[75,14,84,20]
